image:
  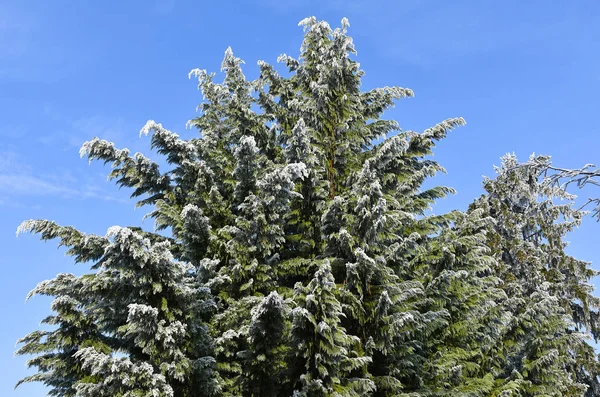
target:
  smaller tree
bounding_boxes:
[470,154,600,396]
[15,221,110,396]
[16,221,218,397]
[15,273,109,397]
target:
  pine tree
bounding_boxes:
[257,18,469,395]
[15,272,108,397]
[15,16,600,397]
[15,222,110,396]
[16,222,217,397]
[470,154,600,396]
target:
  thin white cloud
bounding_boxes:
[0,173,127,203]
[0,174,78,196]
[0,150,29,173]
[0,150,127,204]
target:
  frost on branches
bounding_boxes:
[16,17,600,397]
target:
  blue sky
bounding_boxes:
[2,0,600,394]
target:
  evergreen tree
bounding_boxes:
[470,154,600,396]
[15,272,108,397]
[17,222,217,397]
[15,222,110,396]
[15,17,600,397]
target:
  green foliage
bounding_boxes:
[469,154,600,396]
[238,291,289,396]
[290,261,374,396]
[15,17,600,397]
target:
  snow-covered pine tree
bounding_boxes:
[14,222,107,396]
[257,18,470,394]
[16,221,217,397]
[15,271,108,397]
[17,16,600,397]
[469,154,600,396]
[322,122,467,395]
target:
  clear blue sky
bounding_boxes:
[2,0,599,395]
